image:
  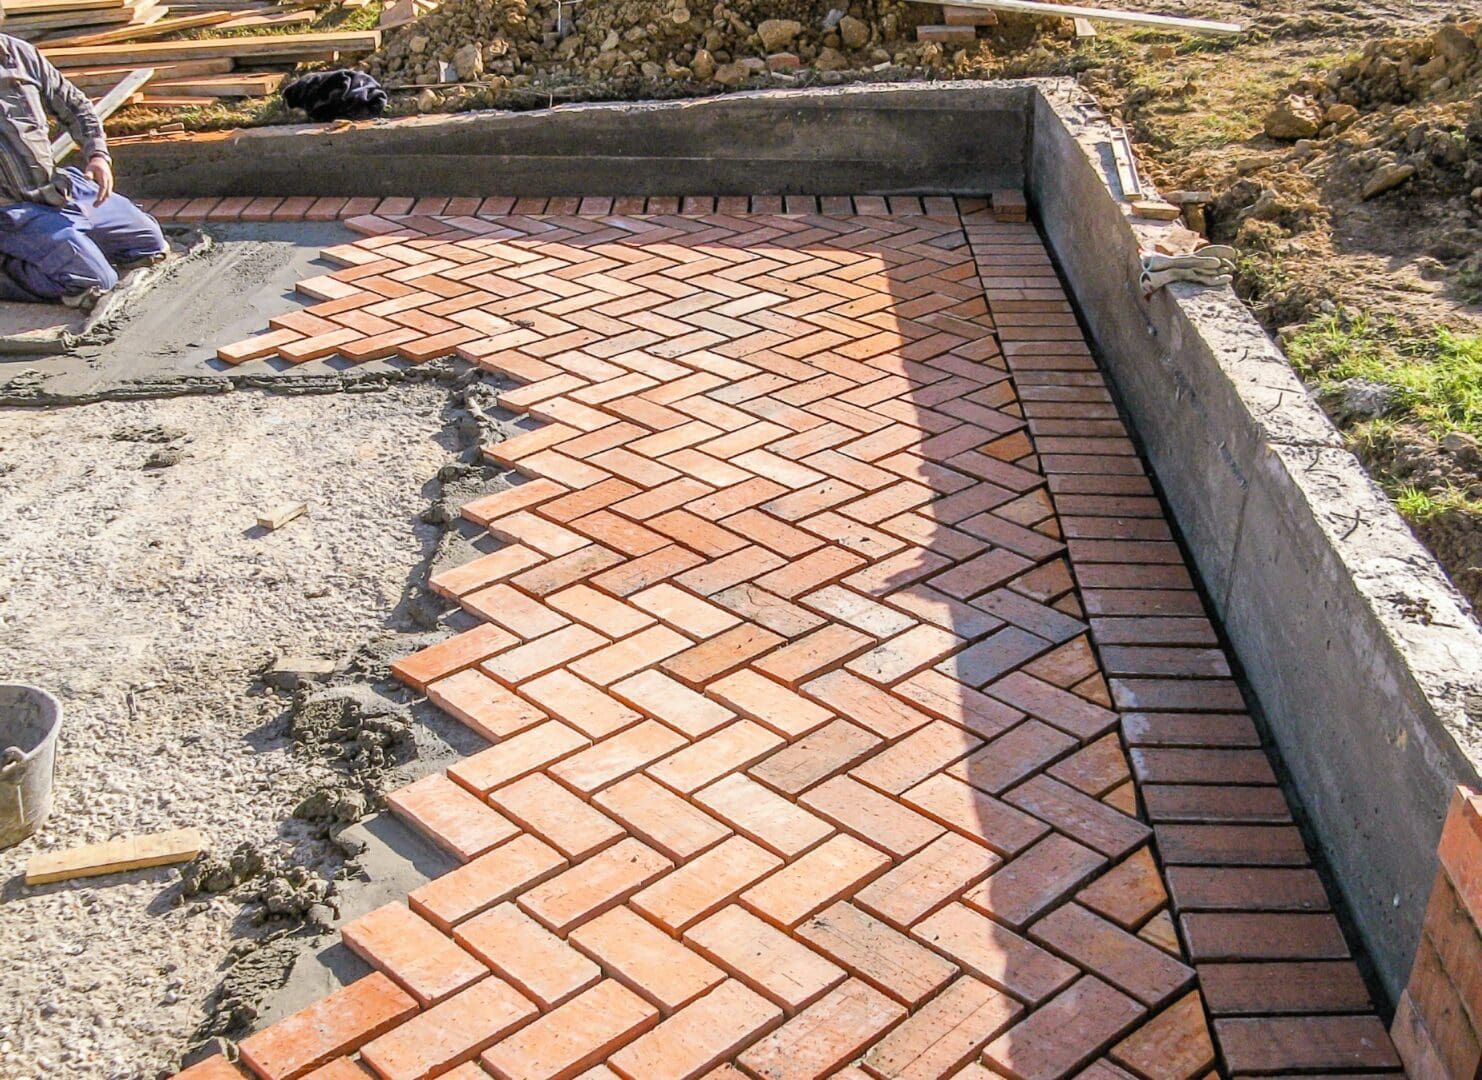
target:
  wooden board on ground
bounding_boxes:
[219,9,314,28]
[256,501,307,530]
[64,56,233,90]
[42,29,381,66]
[904,0,1243,33]
[1073,16,1096,36]
[7,0,132,15]
[152,70,282,95]
[40,9,235,48]
[5,1,160,34]
[25,827,208,885]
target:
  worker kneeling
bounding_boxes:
[0,34,168,309]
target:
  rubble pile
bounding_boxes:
[363,0,1069,97]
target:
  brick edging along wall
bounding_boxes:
[1392,787,1482,1079]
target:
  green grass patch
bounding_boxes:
[1287,312,1482,439]
[1394,484,1482,522]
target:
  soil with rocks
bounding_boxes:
[0,385,468,1079]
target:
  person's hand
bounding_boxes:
[84,155,113,207]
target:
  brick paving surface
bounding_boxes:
[178,198,1402,1079]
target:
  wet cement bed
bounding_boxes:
[0,222,418,405]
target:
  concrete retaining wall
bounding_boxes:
[113,83,1032,198]
[1025,81,1482,1000]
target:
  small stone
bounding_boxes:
[758,17,803,51]
[691,48,716,79]
[766,51,801,70]
[815,45,849,70]
[1263,94,1323,140]
[1361,162,1416,199]
[713,60,748,86]
[1434,24,1475,63]
[1324,103,1359,127]
[839,15,869,49]
[452,42,483,81]
[415,88,439,112]
[408,34,428,54]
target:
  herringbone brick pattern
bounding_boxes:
[180,199,1400,1080]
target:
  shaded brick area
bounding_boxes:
[176,200,1399,1079]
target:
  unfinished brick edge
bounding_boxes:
[1391,787,1482,1079]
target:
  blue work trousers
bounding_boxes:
[0,167,166,302]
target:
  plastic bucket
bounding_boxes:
[0,684,62,849]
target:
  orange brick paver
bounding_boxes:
[187,198,1398,1080]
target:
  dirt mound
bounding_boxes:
[363,0,1072,97]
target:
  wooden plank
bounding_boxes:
[257,501,307,530]
[1073,16,1096,36]
[903,0,1243,34]
[1109,128,1142,199]
[152,70,282,95]
[7,0,132,14]
[26,827,208,884]
[219,9,312,28]
[63,56,234,90]
[42,29,380,66]
[5,1,156,32]
[41,10,236,47]
[52,65,154,161]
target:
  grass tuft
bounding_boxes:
[1286,312,1482,439]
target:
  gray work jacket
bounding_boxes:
[0,33,109,206]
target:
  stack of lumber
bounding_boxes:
[2,0,381,110]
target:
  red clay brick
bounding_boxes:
[946,718,1075,795]
[982,975,1146,1080]
[239,973,417,1080]
[912,902,1077,1006]
[854,832,1002,930]
[709,668,834,738]
[521,668,643,740]
[802,670,932,740]
[341,903,489,1006]
[481,979,660,1080]
[737,979,907,1080]
[1180,911,1349,961]
[448,720,590,796]
[1213,1016,1401,1073]
[1196,960,1374,1015]
[550,719,688,793]
[748,718,882,796]
[849,720,982,795]
[797,901,958,1006]
[454,903,600,1009]
[607,980,783,1080]
[610,668,736,738]
[387,772,520,862]
[800,775,944,858]
[1029,902,1195,1007]
[518,837,673,933]
[1108,990,1216,1080]
[593,773,731,860]
[392,624,517,691]
[569,905,725,1014]
[358,977,537,1080]
[694,772,833,858]
[491,773,624,860]
[741,834,891,929]
[1076,845,1168,929]
[902,772,1048,856]
[683,905,846,1014]
[427,668,548,740]
[633,836,783,933]
[861,976,1023,1080]
[1006,774,1150,858]
[410,833,567,932]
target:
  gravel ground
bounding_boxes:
[0,386,454,1080]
